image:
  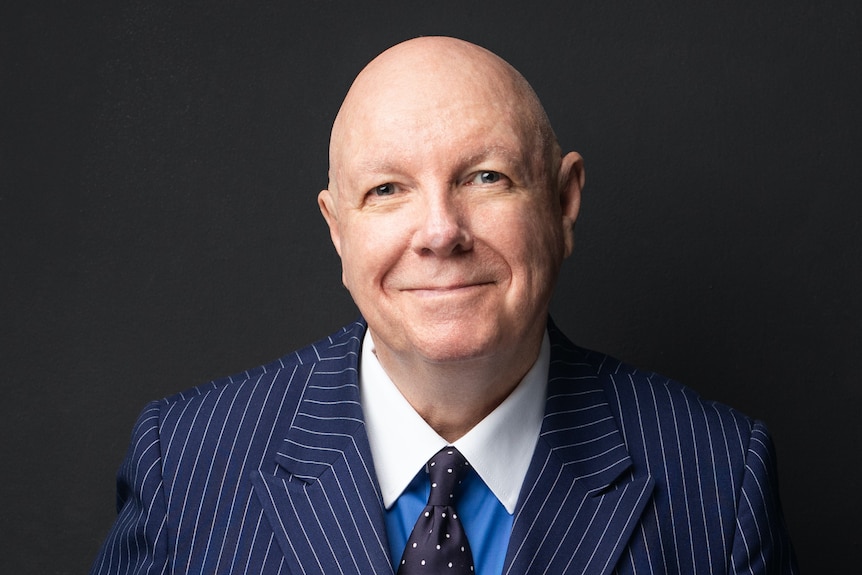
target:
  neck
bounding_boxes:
[372,333,544,442]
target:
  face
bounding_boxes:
[319,48,582,370]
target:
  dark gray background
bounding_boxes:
[2,1,859,572]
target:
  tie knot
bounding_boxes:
[427,447,469,506]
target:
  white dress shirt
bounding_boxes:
[359,329,548,513]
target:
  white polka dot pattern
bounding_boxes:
[397,447,475,574]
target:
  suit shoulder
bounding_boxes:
[557,342,760,485]
[548,322,755,437]
[158,320,366,409]
[613,362,752,430]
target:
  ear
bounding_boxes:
[557,151,584,258]
[318,188,343,257]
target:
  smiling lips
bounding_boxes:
[402,281,495,295]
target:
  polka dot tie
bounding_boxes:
[397,447,475,574]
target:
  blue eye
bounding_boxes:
[372,183,396,196]
[471,171,502,185]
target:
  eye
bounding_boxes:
[370,183,396,196]
[469,171,503,185]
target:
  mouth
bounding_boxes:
[403,281,494,296]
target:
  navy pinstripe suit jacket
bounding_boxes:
[91,319,797,574]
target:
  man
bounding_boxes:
[91,37,797,574]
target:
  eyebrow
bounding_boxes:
[353,158,401,175]
[456,145,535,182]
[457,145,524,168]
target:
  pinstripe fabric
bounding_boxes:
[506,321,797,574]
[91,319,796,575]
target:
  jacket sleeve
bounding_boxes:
[730,421,799,574]
[90,401,171,575]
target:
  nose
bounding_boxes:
[413,191,473,256]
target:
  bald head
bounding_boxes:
[328,37,560,194]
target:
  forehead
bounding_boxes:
[335,82,541,184]
[359,98,528,154]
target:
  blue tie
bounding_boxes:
[397,447,476,574]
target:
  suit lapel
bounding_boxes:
[503,322,655,575]
[252,321,395,575]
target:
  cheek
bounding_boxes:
[483,202,563,266]
[339,216,408,289]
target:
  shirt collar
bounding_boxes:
[360,329,548,514]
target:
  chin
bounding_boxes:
[409,323,503,365]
